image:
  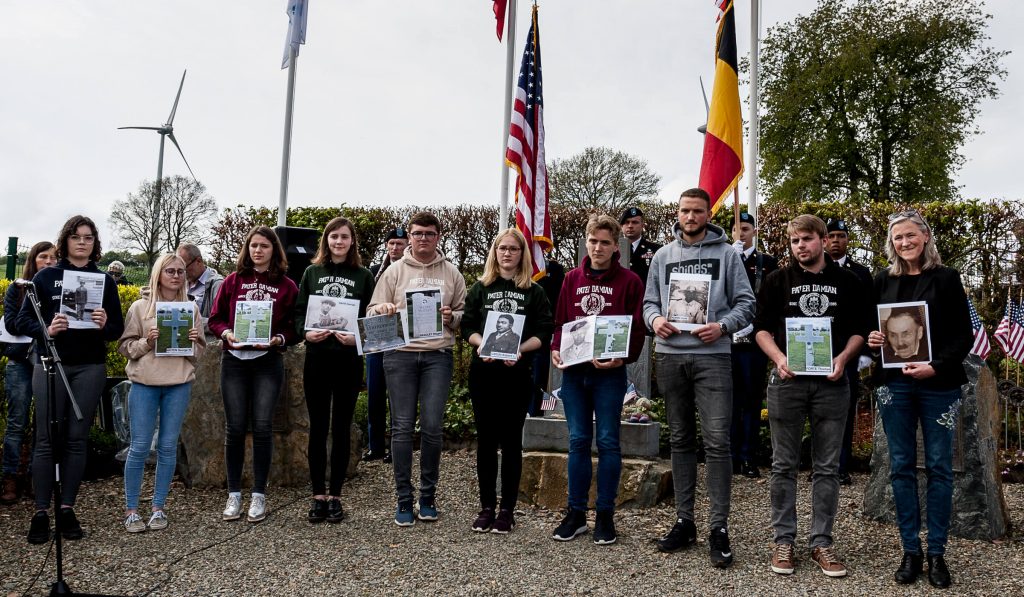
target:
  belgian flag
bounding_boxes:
[698,1,743,215]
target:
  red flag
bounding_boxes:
[494,0,508,41]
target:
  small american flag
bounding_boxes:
[505,5,552,280]
[1009,298,1024,362]
[540,388,558,412]
[994,299,1015,355]
[967,299,991,359]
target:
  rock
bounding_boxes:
[863,355,1009,540]
[518,451,672,510]
[522,417,661,458]
[178,343,362,489]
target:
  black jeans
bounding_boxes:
[303,349,362,496]
[221,351,284,494]
[469,359,532,509]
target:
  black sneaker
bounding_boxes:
[708,526,733,568]
[27,511,50,545]
[838,471,853,486]
[361,449,387,462]
[551,508,588,541]
[593,510,617,545]
[472,507,496,532]
[326,498,345,524]
[657,517,697,552]
[308,499,329,523]
[491,509,516,534]
[58,507,83,540]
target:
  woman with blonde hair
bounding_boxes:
[118,253,205,532]
[867,210,972,589]
[461,228,552,533]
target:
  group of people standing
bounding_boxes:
[2,197,971,589]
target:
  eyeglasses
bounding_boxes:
[163,268,186,277]
[496,246,522,254]
[69,234,95,243]
[410,231,438,239]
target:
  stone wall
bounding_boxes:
[178,343,361,489]
[862,356,1008,540]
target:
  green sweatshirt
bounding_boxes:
[461,277,553,362]
[295,261,375,354]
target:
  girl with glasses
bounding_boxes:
[117,253,206,532]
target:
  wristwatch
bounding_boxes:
[717,321,729,334]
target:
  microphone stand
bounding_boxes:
[23,284,83,596]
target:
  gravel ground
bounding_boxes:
[1,451,1022,596]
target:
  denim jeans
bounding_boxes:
[221,351,284,494]
[383,350,453,505]
[766,373,848,547]
[730,347,768,464]
[31,363,106,510]
[365,352,389,454]
[469,359,532,509]
[560,364,627,513]
[2,358,34,475]
[304,350,362,496]
[655,353,733,529]
[123,381,192,510]
[877,379,961,556]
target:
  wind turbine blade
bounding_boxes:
[118,126,163,131]
[166,70,187,126]
[699,76,710,115]
[167,133,198,183]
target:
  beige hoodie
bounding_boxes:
[118,290,207,386]
[367,248,466,351]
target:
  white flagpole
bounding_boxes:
[748,0,760,228]
[499,0,518,230]
[279,45,298,228]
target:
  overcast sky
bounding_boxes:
[2,1,1020,253]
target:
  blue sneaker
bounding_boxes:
[394,502,415,527]
[417,498,438,522]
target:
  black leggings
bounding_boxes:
[469,359,532,509]
[303,349,362,496]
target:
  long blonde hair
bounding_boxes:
[885,210,942,276]
[144,253,190,318]
[479,228,534,289]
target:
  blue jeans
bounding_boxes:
[877,379,961,556]
[383,350,453,505]
[2,358,34,475]
[123,381,192,510]
[766,373,848,548]
[365,352,389,454]
[656,353,733,529]
[560,364,627,513]
[221,352,284,494]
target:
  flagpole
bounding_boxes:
[279,45,298,228]
[499,0,518,229]
[748,0,760,234]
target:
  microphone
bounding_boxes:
[13,279,36,288]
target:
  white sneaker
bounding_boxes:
[124,512,147,533]
[147,510,168,531]
[223,494,243,521]
[247,493,267,523]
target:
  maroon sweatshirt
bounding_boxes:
[551,254,647,364]
[208,269,299,349]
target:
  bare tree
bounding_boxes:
[549,146,661,214]
[110,176,217,267]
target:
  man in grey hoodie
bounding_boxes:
[643,187,755,568]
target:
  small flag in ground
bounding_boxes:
[1008,299,1024,362]
[968,299,991,359]
[540,389,557,411]
[994,299,1015,355]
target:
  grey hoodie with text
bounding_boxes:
[642,222,755,354]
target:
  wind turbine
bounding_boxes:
[118,69,198,266]
[697,76,710,135]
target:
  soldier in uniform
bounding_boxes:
[620,207,661,285]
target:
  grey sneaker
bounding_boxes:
[247,493,268,523]
[123,512,147,533]
[223,494,243,521]
[147,511,168,531]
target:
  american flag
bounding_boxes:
[540,388,558,412]
[967,299,991,359]
[994,298,1016,356]
[505,5,552,280]
[1009,298,1024,362]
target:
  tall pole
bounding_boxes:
[149,134,166,270]
[499,0,518,230]
[279,45,299,228]
[748,0,760,227]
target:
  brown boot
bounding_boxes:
[0,477,18,505]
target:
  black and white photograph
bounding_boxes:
[304,295,359,335]
[479,311,526,360]
[559,316,596,367]
[357,312,409,355]
[878,301,932,368]
[59,269,106,329]
[405,286,443,340]
[667,273,711,331]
